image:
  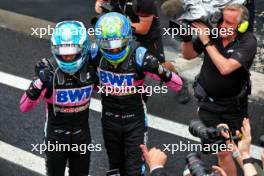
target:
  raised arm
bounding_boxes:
[20,78,47,112]
[20,59,53,112]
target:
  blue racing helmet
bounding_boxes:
[95,12,133,65]
[51,21,89,74]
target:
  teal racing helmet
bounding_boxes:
[51,20,89,74]
[95,12,133,65]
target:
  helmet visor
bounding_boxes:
[55,53,82,63]
[96,38,129,50]
[52,44,84,55]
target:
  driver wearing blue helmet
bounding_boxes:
[91,12,183,176]
[20,21,98,176]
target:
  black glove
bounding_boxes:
[26,78,43,100]
[157,65,172,82]
[143,54,172,82]
[142,54,160,73]
[35,59,53,88]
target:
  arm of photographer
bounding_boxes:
[192,22,257,76]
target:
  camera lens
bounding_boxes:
[186,153,209,176]
[189,120,208,139]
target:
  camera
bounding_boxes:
[168,19,193,41]
[168,11,222,41]
[189,120,230,145]
[164,0,229,41]
[91,2,114,25]
[184,153,220,176]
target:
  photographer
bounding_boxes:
[181,3,257,176]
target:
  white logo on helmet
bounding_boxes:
[62,28,72,42]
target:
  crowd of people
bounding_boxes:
[19,0,263,175]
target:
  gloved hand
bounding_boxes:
[143,54,172,82]
[142,54,160,74]
[26,77,43,100]
[157,65,172,82]
[35,59,53,88]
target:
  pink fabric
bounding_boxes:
[166,73,183,91]
[133,80,144,86]
[19,89,47,112]
[144,72,182,92]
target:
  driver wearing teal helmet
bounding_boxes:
[20,20,99,176]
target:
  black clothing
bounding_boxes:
[110,0,165,62]
[193,32,257,98]
[151,168,167,176]
[45,129,91,176]
[192,32,257,146]
[102,109,147,176]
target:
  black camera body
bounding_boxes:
[189,120,228,145]
[168,19,193,42]
[185,153,220,176]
